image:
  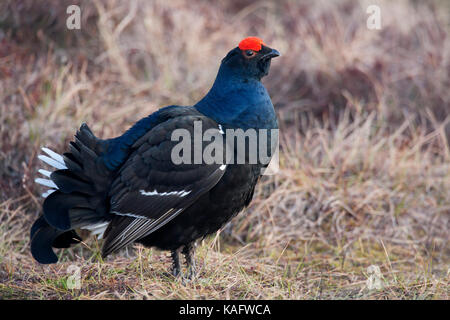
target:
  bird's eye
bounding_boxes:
[245,50,255,57]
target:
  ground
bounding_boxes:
[0,0,449,299]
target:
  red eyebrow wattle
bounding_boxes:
[238,37,265,52]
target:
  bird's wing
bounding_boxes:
[102,113,226,256]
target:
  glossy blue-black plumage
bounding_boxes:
[101,46,278,171]
[195,60,278,130]
[101,105,181,171]
[30,41,280,276]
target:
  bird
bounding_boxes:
[31,37,280,278]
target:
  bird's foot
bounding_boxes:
[171,265,181,278]
[169,244,197,281]
[170,248,182,278]
[182,264,197,282]
[182,242,197,282]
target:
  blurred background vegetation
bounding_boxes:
[0,0,448,299]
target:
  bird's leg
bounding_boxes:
[182,242,196,280]
[171,248,182,277]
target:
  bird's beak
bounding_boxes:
[262,48,281,59]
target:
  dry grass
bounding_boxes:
[0,0,449,299]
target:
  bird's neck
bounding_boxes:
[195,64,277,130]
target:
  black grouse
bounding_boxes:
[31,37,280,278]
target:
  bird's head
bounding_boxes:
[220,37,280,80]
[195,37,280,129]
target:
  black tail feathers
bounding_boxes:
[31,123,112,264]
[30,216,81,264]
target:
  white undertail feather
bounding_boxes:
[38,169,52,177]
[41,147,65,164]
[38,155,66,170]
[82,222,109,239]
[35,147,66,198]
[35,178,58,189]
[41,189,56,198]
